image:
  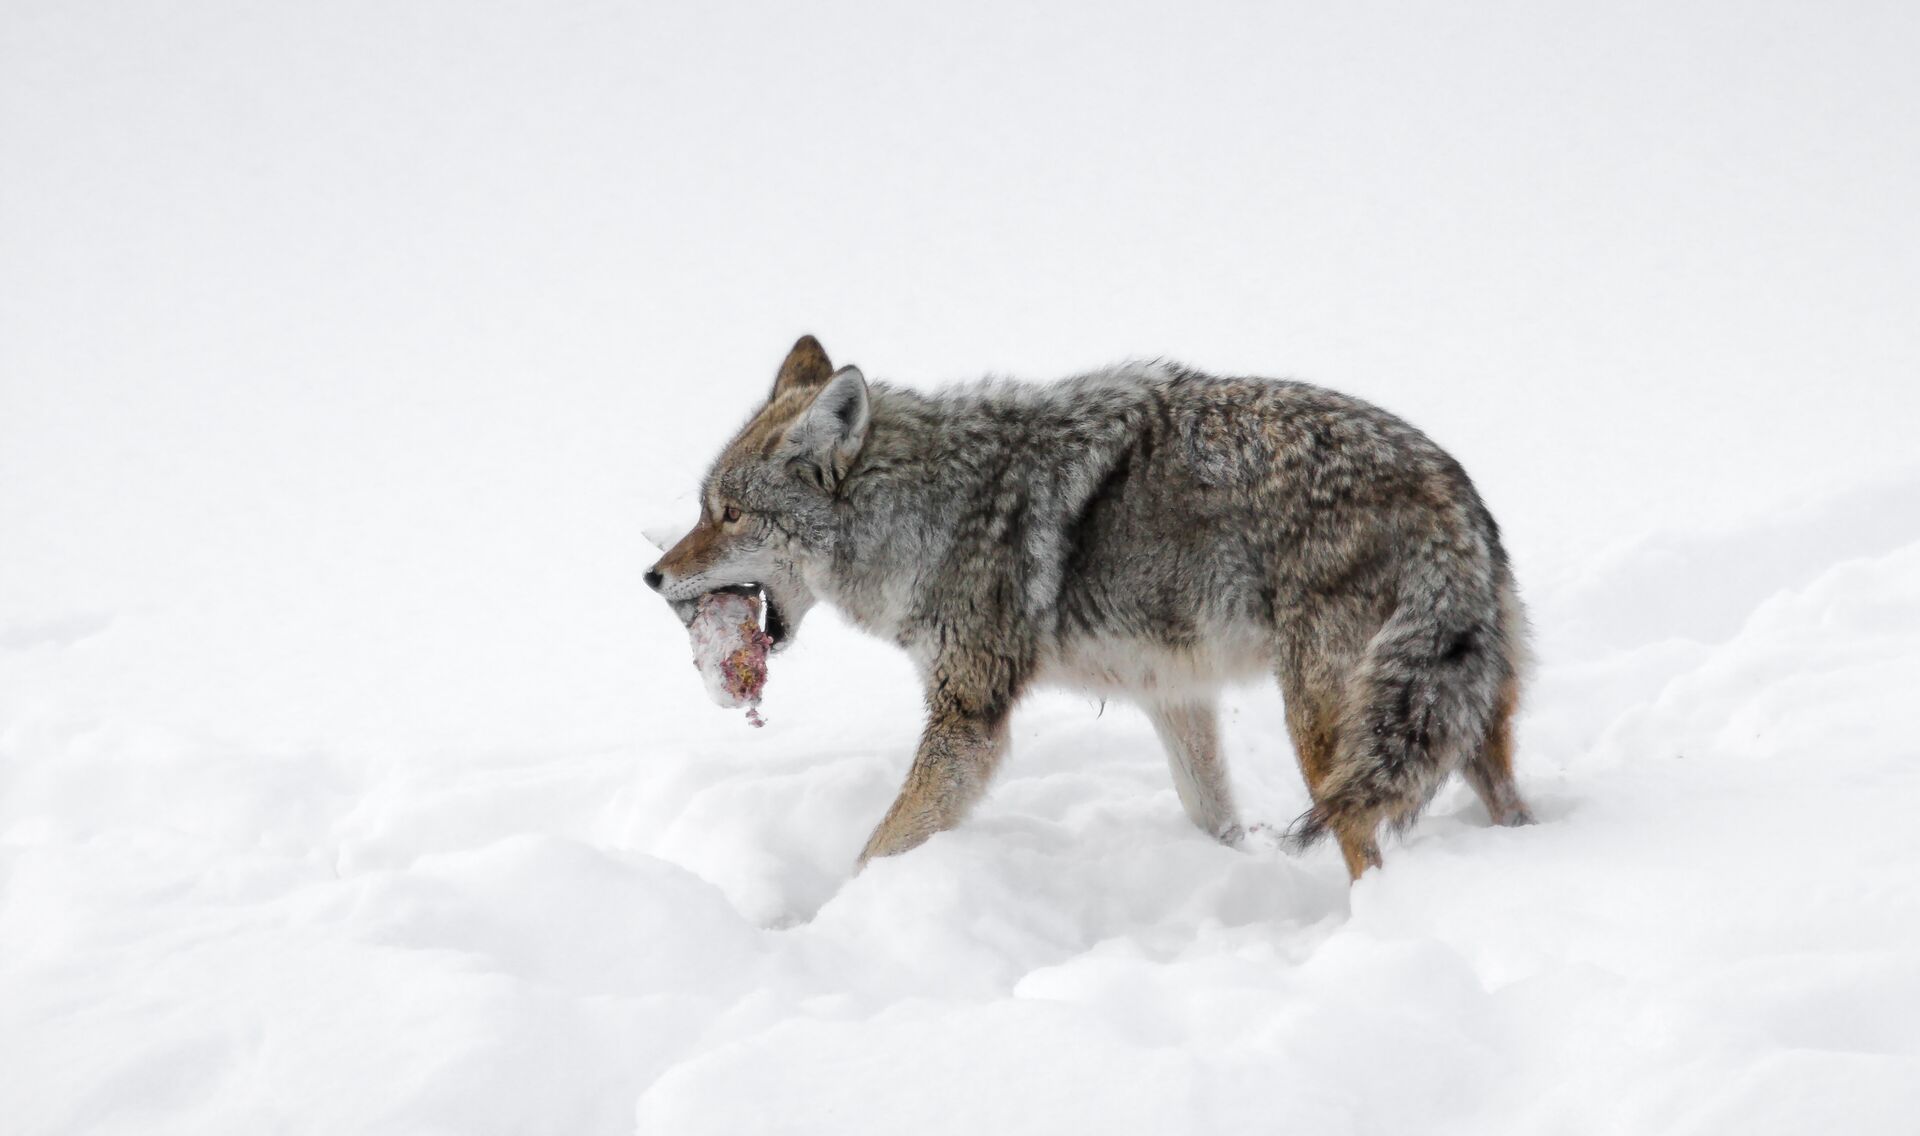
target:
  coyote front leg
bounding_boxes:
[858,698,1010,866]
[1145,698,1240,843]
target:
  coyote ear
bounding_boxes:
[783,365,870,492]
[770,335,833,402]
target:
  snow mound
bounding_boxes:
[6,475,1920,1134]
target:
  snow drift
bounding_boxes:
[4,471,1918,1134]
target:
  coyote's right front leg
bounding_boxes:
[857,690,1011,867]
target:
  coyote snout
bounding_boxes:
[649,335,1533,880]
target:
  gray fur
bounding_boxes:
[649,337,1532,877]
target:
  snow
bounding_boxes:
[6,3,1920,1134]
[8,488,1919,1136]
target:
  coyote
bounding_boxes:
[647,337,1532,879]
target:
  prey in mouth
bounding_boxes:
[668,582,792,652]
[699,583,791,650]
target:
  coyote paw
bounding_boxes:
[1217,822,1285,851]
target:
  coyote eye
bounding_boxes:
[722,504,742,524]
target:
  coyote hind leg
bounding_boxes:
[1278,668,1381,880]
[1144,698,1240,843]
[1462,675,1534,827]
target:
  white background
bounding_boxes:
[4,3,1918,1133]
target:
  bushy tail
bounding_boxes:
[1288,544,1519,850]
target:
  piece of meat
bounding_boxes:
[687,590,773,725]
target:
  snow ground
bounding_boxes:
[7,3,1920,1134]
[6,478,1920,1136]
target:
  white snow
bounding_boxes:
[7,486,1919,1134]
[6,4,1920,1134]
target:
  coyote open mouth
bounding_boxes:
[700,583,789,649]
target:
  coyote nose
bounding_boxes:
[644,567,664,592]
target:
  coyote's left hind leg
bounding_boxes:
[1278,663,1382,879]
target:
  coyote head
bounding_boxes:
[645,335,870,651]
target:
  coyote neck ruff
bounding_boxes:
[647,336,1533,880]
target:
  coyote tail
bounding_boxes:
[1288,536,1519,849]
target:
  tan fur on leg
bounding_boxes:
[1283,668,1384,880]
[858,707,1009,866]
[1463,675,1534,827]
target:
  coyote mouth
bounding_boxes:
[705,583,789,648]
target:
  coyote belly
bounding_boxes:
[647,336,1532,880]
